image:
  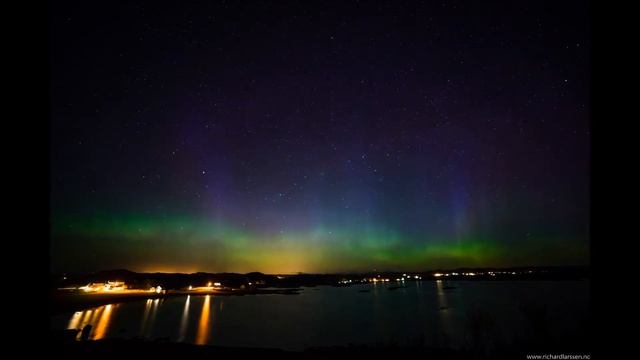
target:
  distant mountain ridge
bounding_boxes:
[51,265,589,290]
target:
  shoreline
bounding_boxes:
[51,278,589,315]
[51,287,302,315]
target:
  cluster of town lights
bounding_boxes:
[341,271,533,281]
[70,270,537,294]
[76,280,228,293]
[338,275,425,284]
[79,281,127,293]
[432,271,528,277]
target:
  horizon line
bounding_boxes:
[53,264,590,276]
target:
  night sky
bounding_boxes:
[50,1,590,274]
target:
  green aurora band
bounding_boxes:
[51,213,588,274]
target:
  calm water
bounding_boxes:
[51,281,589,350]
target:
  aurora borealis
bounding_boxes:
[50,1,590,274]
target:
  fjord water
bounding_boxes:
[52,281,589,350]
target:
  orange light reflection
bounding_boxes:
[92,304,115,340]
[195,295,211,345]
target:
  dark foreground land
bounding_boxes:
[51,329,591,360]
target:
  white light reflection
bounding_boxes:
[178,295,191,342]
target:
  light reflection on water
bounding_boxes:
[436,280,453,346]
[67,304,118,340]
[93,304,114,339]
[56,281,589,350]
[145,299,160,337]
[139,299,152,335]
[195,295,211,345]
[178,295,190,342]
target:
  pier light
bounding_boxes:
[207,282,212,287]
[188,285,193,290]
[434,273,443,277]
[156,286,162,294]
